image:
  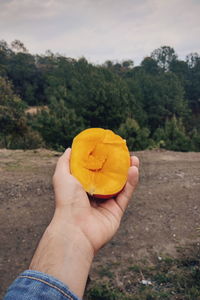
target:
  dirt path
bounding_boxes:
[0,149,200,298]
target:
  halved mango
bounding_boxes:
[70,128,130,198]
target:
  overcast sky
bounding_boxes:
[0,0,200,65]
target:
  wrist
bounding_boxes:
[50,207,95,261]
[30,209,94,298]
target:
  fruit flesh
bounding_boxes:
[70,128,130,197]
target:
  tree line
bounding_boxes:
[0,40,200,151]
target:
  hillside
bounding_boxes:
[1,43,200,153]
[0,149,200,299]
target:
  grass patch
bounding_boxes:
[86,244,200,300]
[128,264,141,273]
[98,266,114,278]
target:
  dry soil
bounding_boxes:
[0,149,200,298]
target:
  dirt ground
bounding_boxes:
[0,149,200,298]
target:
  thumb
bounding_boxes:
[116,162,139,213]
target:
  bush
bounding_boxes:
[31,100,85,150]
[8,129,45,149]
[86,283,120,300]
[118,118,150,151]
[153,117,192,151]
[191,129,200,151]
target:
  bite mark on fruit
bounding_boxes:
[86,154,107,171]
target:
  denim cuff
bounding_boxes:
[4,270,81,300]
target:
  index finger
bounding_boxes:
[54,148,71,175]
[131,155,139,168]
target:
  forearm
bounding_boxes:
[29,209,94,299]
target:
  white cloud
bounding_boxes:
[0,0,199,64]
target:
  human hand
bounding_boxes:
[52,148,139,254]
[30,147,139,298]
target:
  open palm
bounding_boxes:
[53,148,139,254]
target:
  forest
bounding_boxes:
[0,39,200,151]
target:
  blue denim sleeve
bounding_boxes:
[3,270,81,300]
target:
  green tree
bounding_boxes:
[42,54,74,105]
[118,118,151,151]
[0,76,43,149]
[190,128,200,151]
[153,116,191,151]
[32,99,84,150]
[0,39,199,152]
[0,40,13,77]
[7,52,42,105]
[185,53,200,113]
[125,68,189,132]
[104,59,134,76]
[11,39,28,53]
[151,46,177,71]
[141,57,159,75]
[0,77,27,147]
[186,52,200,68]
[67,59,134,130]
